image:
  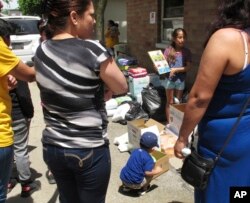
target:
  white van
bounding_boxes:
[0,16,41,63]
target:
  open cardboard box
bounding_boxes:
[151,150,169,179]
[160,128,178,157]
[169,103,186,135]
[127,119,165,150]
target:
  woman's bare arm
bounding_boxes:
[100,57,128,95]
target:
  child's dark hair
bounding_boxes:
[167,28,187,64]
[140,143,151,150]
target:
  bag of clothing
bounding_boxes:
[141,85,166,122]
[181,150,214,190]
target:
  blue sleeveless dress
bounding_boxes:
[195,45,250,202]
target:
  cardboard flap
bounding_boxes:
[144,119,165,132]
[172,104,186,112]
[128,119,145,128]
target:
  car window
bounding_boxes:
[6,19,39,35]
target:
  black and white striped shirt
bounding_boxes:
[34,38,110,148]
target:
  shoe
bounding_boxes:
[46,170,56,184]
[176,168,182,174]
[7,178,17,193]
[138,184,151,196]
[122,185,131,192]
[21,180,41,198]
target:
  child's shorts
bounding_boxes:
[161,78,185,90]
[122,178,147,189]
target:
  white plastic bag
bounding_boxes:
[111,103,130,122]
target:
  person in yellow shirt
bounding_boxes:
[0,19,35,203]
[105,20,120,50]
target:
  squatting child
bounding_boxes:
[120,132,163,196]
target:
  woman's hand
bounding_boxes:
[104,89,113,101]
[174,137,189,159]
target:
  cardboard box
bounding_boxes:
[169,103,186,135]
[151,150,169,179]
[160,128,178,157]
[127,119,165,150]
[128,76,150,98]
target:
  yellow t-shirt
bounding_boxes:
[0,36,20,147]
[105,29,119,49]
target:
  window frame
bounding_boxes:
[160,0,184,44]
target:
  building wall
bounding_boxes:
[184,0,217,89]
[105,0,127,43]
[127,0,158,71]
[127,0,218,90]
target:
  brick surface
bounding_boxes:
[126,0,218,89]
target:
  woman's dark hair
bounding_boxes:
[0,19,14,37]
[205,0,250,46]
[37,19,53,39]
[42,0,92,34]
[167,28,187,64]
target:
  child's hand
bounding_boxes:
[169,68,176,78]
[7,75,17,90]
[155,166,163,173]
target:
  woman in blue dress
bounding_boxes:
[174,0,250,202]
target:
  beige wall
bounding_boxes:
[105,0,127,43]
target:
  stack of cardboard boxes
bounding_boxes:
[128,67,149,104]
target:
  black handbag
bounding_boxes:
[181,97,250,190]
[181,150,214,190]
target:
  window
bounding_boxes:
[161,0,184,43]
[7,19,40,35]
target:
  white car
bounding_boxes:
[0,15,41,63]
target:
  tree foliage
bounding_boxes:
[2,0,10,3]
[16,0,107,41]
[18,0,43,16]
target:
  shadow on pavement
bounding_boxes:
[118,184,158,197]
[30,168,43,180]
[27,145,37,153]
[48,188,59,203]
[6,195,34,203]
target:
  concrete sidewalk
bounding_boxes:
[6,83,194,203]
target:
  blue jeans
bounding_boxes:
[43,143,111,203]
[161,78,185,90]
[0,146,14,203]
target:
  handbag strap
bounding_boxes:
[214,97,250,163]
[191,97,250,164]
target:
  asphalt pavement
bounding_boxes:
[6,83,194,203]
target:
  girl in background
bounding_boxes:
[162,28,192,126]
[105,20,120,50]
